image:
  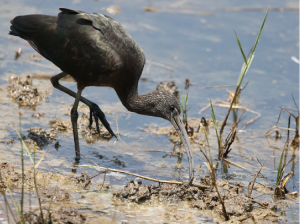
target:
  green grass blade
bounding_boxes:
[237,54,254,86]
[204,131,213,166]
[276,151,284,186]
[210,100,220,145]
[19,114,24,222]
[251,7,269,55]
[14,127,35,167]
[185,93,188,105]
[234,30,247,65]
[235,8,268,87]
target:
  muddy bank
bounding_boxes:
[114,175,290,223]
[0,162,91,192]
[1,162,89,223]
[18,207,86,224]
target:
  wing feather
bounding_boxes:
[9,8,145,86]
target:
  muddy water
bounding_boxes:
[0,0,299,223]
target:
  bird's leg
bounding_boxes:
[50,72,117,138]
[71,89,82,159]
[88,103,117,139]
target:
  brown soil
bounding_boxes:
[114,175,289,223]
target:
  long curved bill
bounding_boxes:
[170,109,195,179]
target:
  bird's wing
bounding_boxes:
[58,8,146,79]
[54,8,125,81]
[9,9,125,83]
[9,8,145,85]
[9,15,58,61]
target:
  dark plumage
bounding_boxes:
[10,8,195,178]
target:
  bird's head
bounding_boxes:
[122,90,194,178]
[132,90,195,178]
[149,90,181,121]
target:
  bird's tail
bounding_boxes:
[9,15,55,40]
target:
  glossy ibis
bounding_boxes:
[9,8,195,177]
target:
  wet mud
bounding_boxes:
[2,160,288,223]
[114,175,290,223]
[1,162,88,223]
[24,127,57,150]
[0,162,86,192]
[49,110,112,144]
[18,207,86,224]
[6,75,50,109]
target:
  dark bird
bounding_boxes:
[9,8,195,177]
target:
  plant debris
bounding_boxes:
[7,75,49,109]
[15,48,22,60]
[24,127,57,150]
[41,186,72,201]
[144,117,216,142]
[28,53,42,62]
[156,81,180,97]
[31,112,45,119]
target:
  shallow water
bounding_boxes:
[0,0,299,223]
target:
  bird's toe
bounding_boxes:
[89,102,117,138]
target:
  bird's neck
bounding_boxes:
[115,82,157,116]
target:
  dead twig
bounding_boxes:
[34,144,51,169]
[144,7,212,15]
[99,171,107,191]
[219,86,240,140]
[220,7,298,12]
[200,134,230,220]
[229,181,273,190]
[222,158,248,171]
[216,103,261,129]
[0,139,14,144]
[146,60,173,71]
[68,147,209,189]
[199,101,261,129]
[83,171,107,189]
[199,84,236,89]
[144,150,174,153]
[222,128,236,157]
[248,158,269,197]
[82,163,209,189]
[265,126,296,135]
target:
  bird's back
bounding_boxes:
[9,8,145,88]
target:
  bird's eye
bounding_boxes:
[170,105,175,111]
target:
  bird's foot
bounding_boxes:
[88,103,117,139]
